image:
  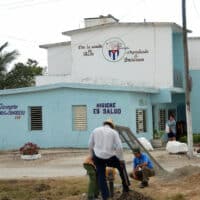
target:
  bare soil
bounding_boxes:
[114,190,153,200]
[0,149,200,199]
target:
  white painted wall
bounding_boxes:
[48,45,72,75]
[36,75,71,85]
[70,25,173,88]
[188,38,200,69]
[37,24,175,88]
[154,27,173,87]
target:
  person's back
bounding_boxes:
[91,125,120,159]
[88,119,130,200]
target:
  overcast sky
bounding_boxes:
[0,0,200,68]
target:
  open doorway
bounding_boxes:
[176,104,187,140]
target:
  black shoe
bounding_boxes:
[122,187,130,193]
[139,181,148,188]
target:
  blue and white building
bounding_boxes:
[188,37,200,133]
[0,15,195,150]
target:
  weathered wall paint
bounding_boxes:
[190,70,200,133]
[0,86,153,150]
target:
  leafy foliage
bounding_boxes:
[179,134,200,143]
[0,42,19,89]
[0,42,44,89]
[0,42,19,74]
[4,59,43,89]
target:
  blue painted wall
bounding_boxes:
[190,70,200,133]
[172,94,186,122]
[0,87,153,150]
[151,89,172,104]
[172,32,185,88]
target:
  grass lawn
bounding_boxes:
[0,174,199,200]
[0,177,87,200]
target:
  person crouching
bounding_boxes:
[129,148,155,188]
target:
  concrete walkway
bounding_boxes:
[0,149,200,179]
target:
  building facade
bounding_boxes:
[0,15,190,150]
[37,15,185,89]
[188,37,200,133]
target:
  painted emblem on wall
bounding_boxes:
[102,38,126,62]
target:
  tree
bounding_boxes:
[0,42,19,89]
[4,59,43,89]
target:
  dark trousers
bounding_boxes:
[130,166,155,183]
[93,154,129,200]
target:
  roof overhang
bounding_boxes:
[0,82,159,96]
[151,87,185,104]
[169,87,185,94]
[39,41,71,49]
[62,22,191,36]
[188,37,200,40]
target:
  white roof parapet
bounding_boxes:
[0,82,159,96]
[84,14,119,27]
[84,14,119,22]
[39,41,71,49]
[188,37,200,40]
[62,22,191,36]
[169,87,185,93]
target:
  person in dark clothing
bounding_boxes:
[88,119,130,200]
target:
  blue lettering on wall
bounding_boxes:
[93,103,121,115]
[0,103,25,117]
[93,108,100,114]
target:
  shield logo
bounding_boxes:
[102,38,126,62]
[109,49,119,60]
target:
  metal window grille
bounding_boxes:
[136,109,147,133]
[159,109,166,131]
[30,106,43,131]
[73,105,87,131]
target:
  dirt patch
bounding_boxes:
[162,165,200,181]
[114,190,153,200]
[34,183,51,192]
[1,174,200,200]
[1,197,12,200]
[0,177,87,200]
[1,149,200,199]
[139,172,200,200]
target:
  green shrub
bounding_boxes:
[179,133,200,143]
[193,134,200,143]
[153,129,165,139]
[179,136,187,143]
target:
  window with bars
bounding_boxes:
[30,106,43,131]
[159,109,166,131]
[72,105,87,131]
[136,109,147,133]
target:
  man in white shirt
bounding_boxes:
[88,119,130,200]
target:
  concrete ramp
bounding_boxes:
[115,125,167,175]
